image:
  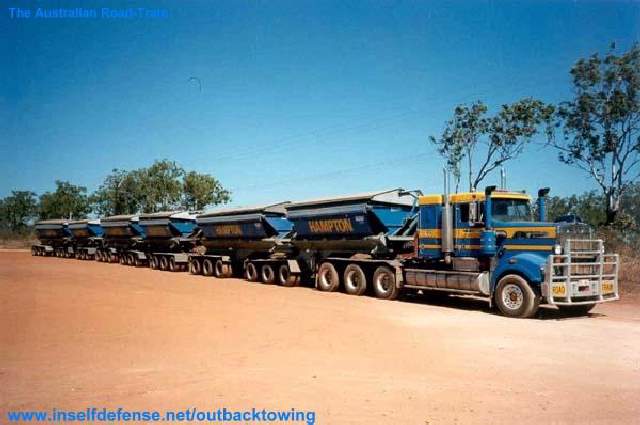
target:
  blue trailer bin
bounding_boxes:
[67,219,104,260]
[98,214,145,263]
[190,203,293,278]
[32,219,73,257]
[285,189,416,255]
[138,211,198,271]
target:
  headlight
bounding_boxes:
[553,244,562,255]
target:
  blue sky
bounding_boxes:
[1,0,639,207]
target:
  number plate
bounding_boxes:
[552,284,566,297]
[601,281,615,294]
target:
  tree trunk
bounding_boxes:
[605,188,619,225]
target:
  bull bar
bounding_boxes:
[542,239,619,306]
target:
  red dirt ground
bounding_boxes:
[1,252,639,424]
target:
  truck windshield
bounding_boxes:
[491,198,531,222]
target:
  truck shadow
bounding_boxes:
[397,292,606,320]
[399,292,493,314]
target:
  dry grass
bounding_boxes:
[0,236,37,250]
[618,254,640,299]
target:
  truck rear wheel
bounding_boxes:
[202,259,214,276]
[278,264,300,287]
[558,304,596,316]
[245,262,258,281]
[317,262,339,292]
[495,274,540,319]
[372,266,399,300]
[261,264,276,284]
[344,264,367,295]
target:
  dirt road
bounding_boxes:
[1,252,639,424]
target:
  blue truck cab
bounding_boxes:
[411,186,619,318]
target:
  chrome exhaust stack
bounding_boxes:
[441,168,454,264]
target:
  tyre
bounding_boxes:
[168,257,176,272]
[558,304,597,316]
[343,264,367,296]
[214,260,225,278]
[494,274,540,318]
[202,259,214,276]
[31,247,37,256]
[245,262,259,282]
[159,256,169,271]
[317,262,339,292]
[126,255,134,266]
[190,259,202,275]
[372,266,399,300]
[278,264,300,287]
[261,264,276,284]
[119,255,126,265]
[150,256,158,270]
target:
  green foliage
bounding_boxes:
[89,160,231,215]
[554,43,640,224]
[430,99,554,191]
[182,171,231,211]
[0,191,38,231]
[39,180,90,220]
[544,191,606,226]
[90,169,140,216]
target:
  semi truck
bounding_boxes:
[67,219,104,260]
[138,211,197,272]
[31,219,73,257]
[267,183,618,318]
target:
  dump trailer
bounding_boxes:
[138,211,197,272]
[31,219,73,257]
[96,214,146,264]
[275,189,418,292]
[189,203,294,282]
[67,219,104,260]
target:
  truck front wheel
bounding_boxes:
[495,274,540,318]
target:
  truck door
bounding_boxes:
[454,202,483,257]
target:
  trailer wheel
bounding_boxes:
[245,262,259,282]
[278,264,300,287]
[190,259,202,275]
[317,262,339,292]
[261,264,276,284]
[168,257,177,272]
[373,266,399,300]
[344,264,367,296]
[159,256,169,271]
[202,259,214,276]
[495,274,540,319]
[149,256,157,269]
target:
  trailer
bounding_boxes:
[189,202,295,283]
[278,189,418,294]
[31,219,74,257]
[96,214,146,265]
[67,219,104,260]
[137,211,198,272]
